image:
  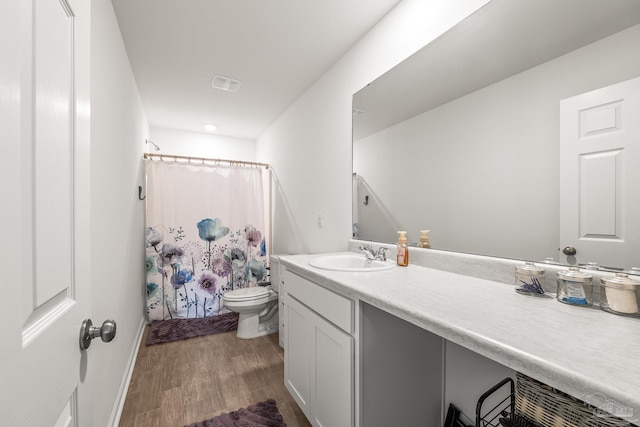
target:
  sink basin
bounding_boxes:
[308,254,395,272]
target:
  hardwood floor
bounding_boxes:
[118,327,311,427]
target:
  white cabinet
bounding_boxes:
[284,272,354,427]
[284,295,313,414]
[269,257,286,348]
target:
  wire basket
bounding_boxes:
[476,377,538,427]
[476,377,516,427]
[515,373,637,427]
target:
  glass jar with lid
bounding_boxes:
[515,262,545,295]
[556,267,593,306]
[600,273,640,316]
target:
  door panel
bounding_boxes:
[314,316,353,427]
[53,395,76,427]
[34,0,74,306]
[560,76,640,270]
[284,296,312,417]
[579,150,619,237]
[0,0,91,424]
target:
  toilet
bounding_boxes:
[223,285,279,339]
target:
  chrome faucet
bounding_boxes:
[359,245,376,260]
[359,245,389,261]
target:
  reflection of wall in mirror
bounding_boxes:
[353,24,640,262]
[353,173,402,242]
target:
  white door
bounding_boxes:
[0,0,93,425]
[560,76,640,271]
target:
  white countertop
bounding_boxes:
[278,252,640,416]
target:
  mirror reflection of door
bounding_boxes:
[559,76,640,270]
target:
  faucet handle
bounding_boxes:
[376,247,389,261]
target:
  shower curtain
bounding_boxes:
[144,159,270,321]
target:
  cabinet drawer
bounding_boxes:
[285,272,353,334]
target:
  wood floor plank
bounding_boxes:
[119,327,311,426]
[182,398,215,425]
[132,409,160,427]
[158,387,185,427]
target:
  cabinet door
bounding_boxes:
[313,313,353,427]
[285,296,313,418]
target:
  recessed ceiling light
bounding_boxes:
[204,124,217,132]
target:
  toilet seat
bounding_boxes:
[224,287,271,302]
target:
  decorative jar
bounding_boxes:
[515,262,545,295]
[600,273,640,316]
[556,267,593,306]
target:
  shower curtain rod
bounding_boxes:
[144,152,269,169]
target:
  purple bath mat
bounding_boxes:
[185,399,287,427]
[146,312,239,346]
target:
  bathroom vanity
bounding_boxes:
[275,250,640,427]
[283,270,354,426]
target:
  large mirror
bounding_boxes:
[352,0,640,270]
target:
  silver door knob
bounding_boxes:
[562,246,577,256]
[79,318,117,350]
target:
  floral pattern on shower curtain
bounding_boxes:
[145,159,270,321]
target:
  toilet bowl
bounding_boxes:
[223,285,279,339]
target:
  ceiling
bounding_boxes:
[110,0,400,140]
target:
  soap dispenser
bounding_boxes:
[417,230,431,249]
[397,231,409,266]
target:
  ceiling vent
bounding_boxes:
[211,75,242,92]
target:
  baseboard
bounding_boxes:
[108,317,146,427]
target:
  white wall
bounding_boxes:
[256,0,491,255]
[149,127,256,160]
[354,25,640,262]
[90,1,148,425]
